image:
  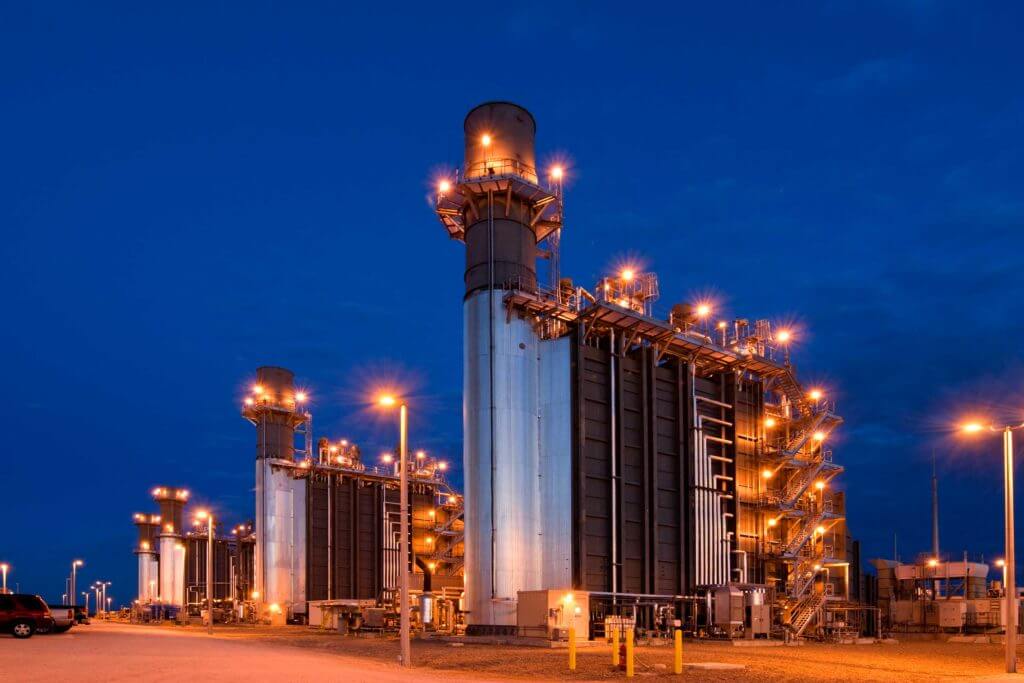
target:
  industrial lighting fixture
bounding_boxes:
[438,180,451,193]
[764,418,776,429]
[381,453,394,464]
[447,495,457,505]
[776,329,792,343]
[295,391,308,403]
[620,269,634,282]
[767,518,777,527]
[958,416,1024,674]
[481,134,491,147]
[696,304,711,318]
[808,389,823,401]
[814,480,826,491]
[928,558,939,568]
[562,592,575,606]
[252,384,264,395]
[244,397,254,406]
[377,394,397,407]
[416,450,426,460]
[813,431,826,442]
[815,525,826,535]
[550,166,563,180]
[438,461,448,471]
[428,562,436,571]
[761,469,773,479]
[813,564,822,572]
[997,559,1007,568]
[717,321,727,330]
[251,590,260,600]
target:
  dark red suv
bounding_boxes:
[0,594,54,638]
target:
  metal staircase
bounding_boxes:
[787,557,819,602]
[781,462,827,507]
[791,591,827,638]
[783,509,826,557]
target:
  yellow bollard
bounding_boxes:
[568,625,576,671]
[612,627,620,667]
[625,628,634,678]
[674,628,682,674]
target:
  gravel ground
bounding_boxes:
[110,621,1024,681]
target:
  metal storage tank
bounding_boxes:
[133,513,160,602]
[152,487,188,605]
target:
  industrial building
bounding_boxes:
[132,366,464,626]
[433,101,859,638]
[130,100,862,641]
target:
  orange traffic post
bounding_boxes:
[612,627,620,666]
[674,628,682,674]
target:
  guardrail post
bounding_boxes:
[625,628,634,678]
[568,625,576,671]
[612,627,620,666]
[674,628,682,674]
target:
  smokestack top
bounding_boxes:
[463,101,537,184]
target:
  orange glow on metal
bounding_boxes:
[252,384,264,394]
[764,418,776,428]
[815,525,826,534]
[767,518,777,527]
[481,134,491,147]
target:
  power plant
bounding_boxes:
[129,101,869,640]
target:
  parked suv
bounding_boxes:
[0,594,54,638]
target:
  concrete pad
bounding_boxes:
[685,663,747,671]
[731,639,784,647]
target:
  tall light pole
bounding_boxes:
[70,560,83,608]
[103,582,112,615]
[82,591,89,616]
[93,585,101,616]
[0,563,8,594]
[962,420,1024,674]
[196,510,214,635]
[378,394,411,668]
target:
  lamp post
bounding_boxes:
[1,563,8,594]
[70,560,83,608]
[195,510,215,635]
[82,592,89,616]
[93,585,101,617]
[378,394,410,668]
[962,420,1024,674]
[103,582,112,615]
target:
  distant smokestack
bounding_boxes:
[932,454,940,560]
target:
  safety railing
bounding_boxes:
[463,158,537,181]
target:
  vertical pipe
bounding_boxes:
[1004,427,1016,674]
[327,475,333,600]
[932,453,940,560]
[609,330,617,595]
[487,189,496,601]
[399,404,411,668]
[207,517,213,635]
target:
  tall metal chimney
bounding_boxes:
[133,513,160,603]
[152,487,189,606]
[242,366,309,619]
[435,102,569,628]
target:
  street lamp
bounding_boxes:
[377,393,411,668]
[103,582,112,615]
[195,510,215,635]
[961,419,1024,674]
[70,560,83,609]
[0,563,8,594]
[82,591,89,616]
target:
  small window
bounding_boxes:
[15,596,45,611]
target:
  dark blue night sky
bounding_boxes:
[3,2,1022,605]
